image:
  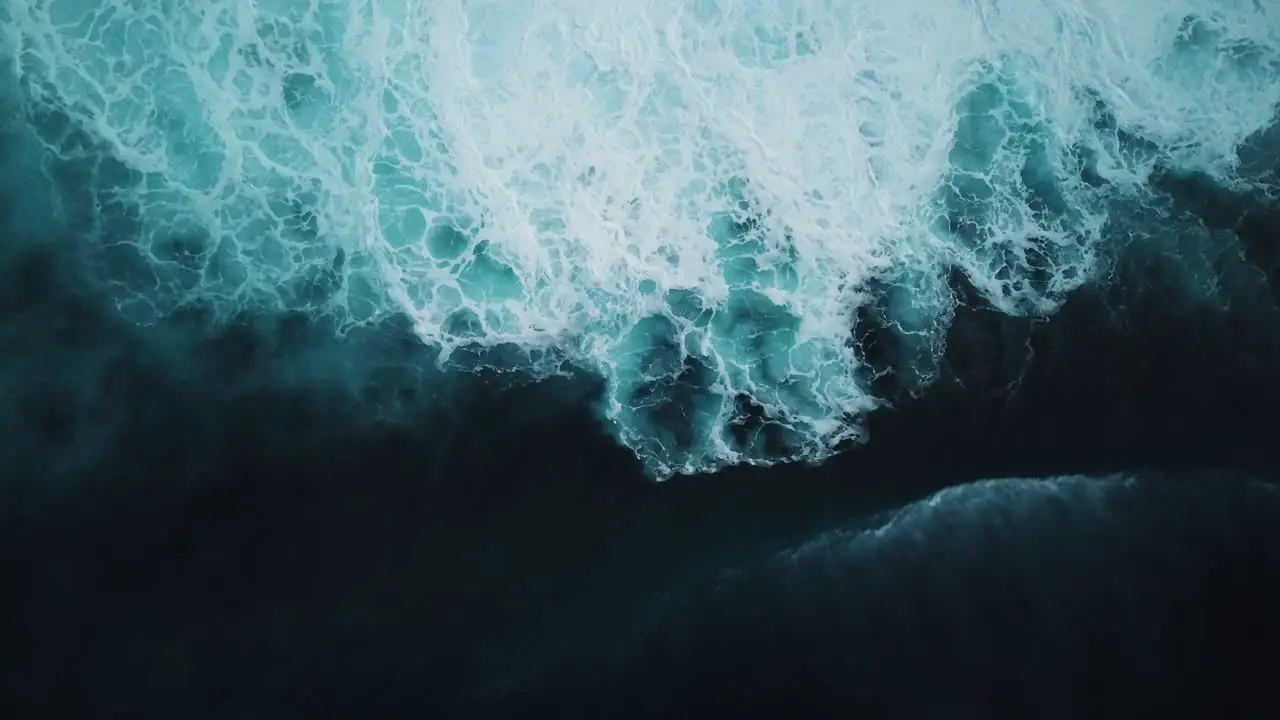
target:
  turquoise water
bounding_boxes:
[3,0,1278,477]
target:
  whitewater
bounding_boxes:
[3,0,1278,477]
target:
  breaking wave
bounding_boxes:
[3,0,1278,476]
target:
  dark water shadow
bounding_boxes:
[2,114,1280,717]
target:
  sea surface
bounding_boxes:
[2,1,1279,717]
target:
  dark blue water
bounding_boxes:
[2,92,1280,719]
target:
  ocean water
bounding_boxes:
[5,0,1279,477]
[1,0,1279,717]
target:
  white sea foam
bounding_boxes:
[5,0,1278,476]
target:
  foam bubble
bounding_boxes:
[5,0,1278,477]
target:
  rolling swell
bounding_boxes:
[491,474,1280,718]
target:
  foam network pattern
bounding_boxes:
[5,0,1279,477]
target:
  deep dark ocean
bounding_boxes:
[4,136,1280,718]
[4,8,1280,718]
